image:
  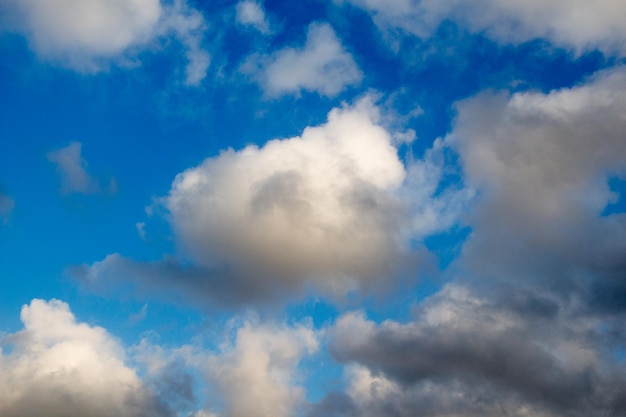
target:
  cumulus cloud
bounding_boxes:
[243,22,362,96]
[77,96,463,306]
[236,0,270,34]
[448,66,626,311]
[0,0,209,84]
[202,318,318,417]
[324,285,626,417]
[0,299,172,417]
[339,0,626,54]
[47,141,114,194]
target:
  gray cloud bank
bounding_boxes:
[308,66,626,417]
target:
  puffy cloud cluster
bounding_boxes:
[243,22,362,96]
[203,319,318,417]
[340,0,626,54]
[0,299,171,417]
[0,0,209,84]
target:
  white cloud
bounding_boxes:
[0,0,210,84]
[47,142,101,194]
[204,318,318,417]
[243,22,362,97]
[77,96,465,305]
[164,95,409,298]
[0,299,169,417]
[340,0,626,54]
[236,1,270,34]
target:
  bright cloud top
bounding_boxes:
[0,299,168,417]
[0,0,209,84]
[244,22,362,97]
[166,96,408,296]
[342,0,626,54]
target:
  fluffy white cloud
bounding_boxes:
[340,0,626,54]
[0,299,169,417]
[46,141,116,194]
[236,1,270,34]
[243,22,362,96]
[77,96,466,305]
[203,318,318,417]
[0,0,209,84]
[165,96,409,297]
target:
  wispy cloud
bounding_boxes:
[236,0,271,34]
[0,0,210,84]
[340,0,626,54]
[242,22,362,97]
[47,141,114,195]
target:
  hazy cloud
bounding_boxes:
[0,0,210,84]
[340,0,626,54]
[236,0,270,34]
[326,285,626,417]
[203,318,318,417]
[46,141,117,195]
[243,22,362,97]
[0,190,14,223]
[448,66,626,311]
[78,96,454,306]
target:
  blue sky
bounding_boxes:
[1,1,626,416]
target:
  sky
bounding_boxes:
[1,0,626,416]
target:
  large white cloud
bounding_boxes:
[340,0,626,54]
[79,96,459,305]
[0,0,209,84]
[243,22,362,96]
[165,96,411,296]
[0,299,171,417]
